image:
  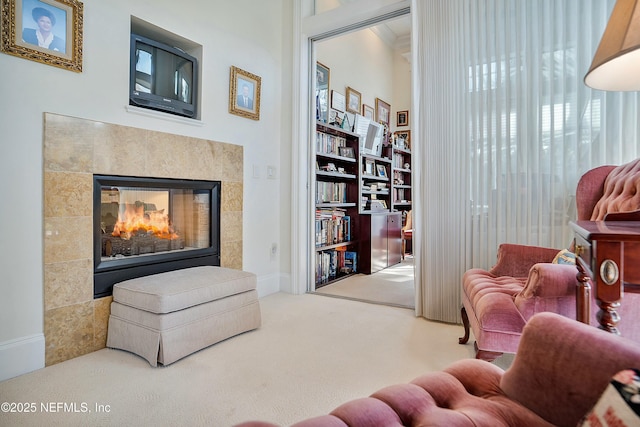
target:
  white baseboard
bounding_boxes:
[256,272,291,297]
[0,334,45,381]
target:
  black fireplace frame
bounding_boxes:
[93,175,221,298]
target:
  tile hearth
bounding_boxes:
[43,113,243,366]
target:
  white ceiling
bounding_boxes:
[370,15,412,61]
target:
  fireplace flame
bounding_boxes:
[112,202,179,240]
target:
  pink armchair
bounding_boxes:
[237,312,640,427]
[460,159,640,361]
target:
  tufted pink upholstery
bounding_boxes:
[236,313,640,427]
[591,159,640,220]
[461,158,640,360]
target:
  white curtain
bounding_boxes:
[413,0,640,323]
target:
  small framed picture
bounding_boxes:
[365,158,375,175]
[316,62,330,123]
[0,0,84,72]
[229,66,261,120]
[396,130,411,150]
[375,98,391,126]
[362,104,374,120]
[346,86,361,114]
[397,110,409,127]
[338,146,355,159]
[331,90,346,112]
[376,164,387,178]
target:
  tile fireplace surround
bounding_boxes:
[43,113,243,366]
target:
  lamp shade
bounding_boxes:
[585,0,640,91]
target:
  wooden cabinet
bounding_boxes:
[359,213,402,274]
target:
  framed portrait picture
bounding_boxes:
[316,62,330,123]
[397,110,409,127]
[376,164,387,178]
[229,66,261,120]
[331,90,346,112]
[362,104,375,120]
[338,146,355,159]
[395,130,411,150]
[375,98,390,126]
[0,0,83,72]
[346,86,361,115]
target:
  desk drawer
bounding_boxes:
[574,234,592,274]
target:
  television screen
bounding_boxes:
[130,34,198,118]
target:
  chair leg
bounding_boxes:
[459,306,470,344]
[474,342,503,362]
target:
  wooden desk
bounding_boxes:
[571,219,640,334]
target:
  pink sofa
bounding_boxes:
[460,158,640,360]
[236,312,640,427]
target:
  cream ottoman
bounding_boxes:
[106,266,261,366]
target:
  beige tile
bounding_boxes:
[44,259,93,311]
[222,182,243,212]
[221,240,243,269]
[44,301,95,366]
[43,114,96,173]
[222,143,244,183]
[221,211,242,244]
[94,296,112,351]
[93,124,149,176]
[44,172,93,218]
[44,216,92,264]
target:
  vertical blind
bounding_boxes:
[413,0,640,323]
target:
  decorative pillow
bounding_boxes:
[551,249,576,265]
[580,368,640,426]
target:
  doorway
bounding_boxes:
[309,13,415,309]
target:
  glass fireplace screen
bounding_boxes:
[99,185,210,259]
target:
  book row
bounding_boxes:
[316,181,348,204]
[316,131,347,156]
[315,249,357,284]
[315,210,351,247]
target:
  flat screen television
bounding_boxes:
[129,33,198,118]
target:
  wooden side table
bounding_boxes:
[571,218,640,334]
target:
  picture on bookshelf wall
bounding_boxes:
[346,86,361,114]
[377,164,387,178]
[397,110,409,127]
[316,62,330,123]
[394,130,411,150]
[362,104,374,120]
[375,98,391,126]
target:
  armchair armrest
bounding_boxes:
[500,312,640,427]
[489,243,561,277]
[519,263,578,299]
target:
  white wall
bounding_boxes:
[0,0,292,380]
[316,25,412,135]
[316,28,395,120]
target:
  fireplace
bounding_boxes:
[94,175,221,298]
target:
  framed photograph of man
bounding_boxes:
[229,66,261,120]
[0,0,83,72]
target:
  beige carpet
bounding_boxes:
[0,292,510,426]
[314,257,415,309]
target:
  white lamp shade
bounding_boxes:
[585,0,640,91]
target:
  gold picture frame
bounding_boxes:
[362,103,374,120]
[345,86,361,114]
[375,97,390,126]
[229,65,261,120]
[0,0,83,72]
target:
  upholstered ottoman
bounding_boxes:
[106,266,261,366]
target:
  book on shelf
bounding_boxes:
[343,251,357,274]
[315,208,351,247]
